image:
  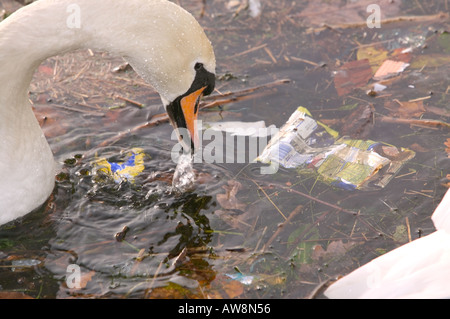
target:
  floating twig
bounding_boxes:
[287,210,330,255]
[115,95,145,108]
[227,43,268,59]
[250,179,287,221]
[290,56,319,67]
[378,115,450,130]
[405,217,412,243]
[264,181,358,216]
[263,204,303,251]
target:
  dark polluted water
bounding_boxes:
[0,0,449,299]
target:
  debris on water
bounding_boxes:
[334,59,373,96]
[373,83,387,92]
[93,148,146,183]
[11,259,41,272]
[114,225,130,242]
[111,62,132,73]
[204,120,276,137]
[226,273,255,285]
[248,0,261,18]
[257,107,416,190]
[169,275,199,289]
[373,60,410,81]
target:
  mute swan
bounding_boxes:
[325,188,450,298]
[0,0,215,225]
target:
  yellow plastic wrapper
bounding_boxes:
[94,148,146,183]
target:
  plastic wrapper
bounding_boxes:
[257,107,415,190]
[94,148,146,183]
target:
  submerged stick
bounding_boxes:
[260,181,358,216]
[258,180,385,236]
[250,178,288,221]
[378,115,450,130]
[203,78,290,101]
[263,204,303,251]
[306,12,448,33]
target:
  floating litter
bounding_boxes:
[373,59,410,81]
[225,273,255,285]
[93,148,146,183]
[257,107,416,191]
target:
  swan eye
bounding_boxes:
[194,62,203,71]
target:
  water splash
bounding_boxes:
[172,152,196,192]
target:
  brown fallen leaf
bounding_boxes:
[339,104,374,139]
[207,274,244,299]
[409,143,430,153]
[216,180,247,211]
[214,202,261,231]
[0,292,34,299]
[311,240,357,261]
[390,47,413,64]
[384,100,426,119]
[443,174,450,188]
[37,64,54,76]
[33,104,69,138]
[357,45,388,73]
[410,54,450,69]
[65,270,96,290]
[445,138,450,158]
[334,59,373,96]
[79,270,96,289]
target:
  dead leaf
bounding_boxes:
[384,100,426,119]
[0,292,34,299]
[223,279,244,298]
[334,59,373,96]
[357,45,388,73]
[33,104,69,138]
[66,270,96,289]
[390,47,412,63]
[409,143,430,153]
[445,138,450,158]
[311,240,357,261]
[145,171,174,184]
[393,225,408,243]
[216,180,247,211]
[208,275,244,299]
[340,104,374,139]
[37,65,54,76]
[381,145,401,157]
[410,54,450,69]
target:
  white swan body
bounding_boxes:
[325,188,450,298]
[0,0,215,225]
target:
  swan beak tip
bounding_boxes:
[180,86,205,150]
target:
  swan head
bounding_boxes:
[1,0,215,152]
[164,61,215,152]
[103,0,216,152]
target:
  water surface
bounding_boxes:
[0,0,449,299]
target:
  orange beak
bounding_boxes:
[180,86,206,149]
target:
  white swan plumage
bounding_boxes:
[325,188,450,299]
[0,0,216,225]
